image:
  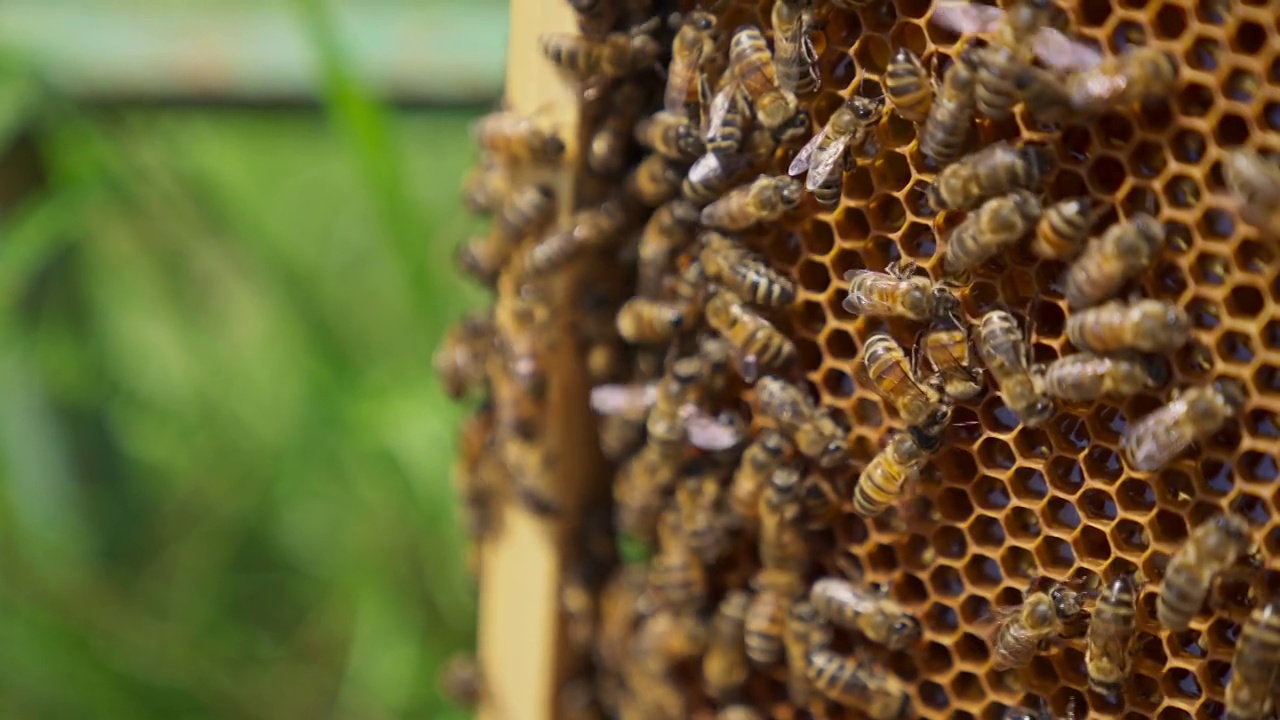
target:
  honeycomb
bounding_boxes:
[447,0,1280,718]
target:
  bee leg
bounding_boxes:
[1208,566,1260,619]
[736,353,762,385]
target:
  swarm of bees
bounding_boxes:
[438,0,1280,717]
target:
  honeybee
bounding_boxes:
[705,289,797,380]
[525,197,636,276]
[1040,353,1157,403]
[853,419,946,518]
[806,625,913,719]
[599,414,646,462]
[614,445,677,546]
[975,309,1054,427]
[700,232,797,307]
[746,570,803,666]
[635,111,705,160]
[729,26,798,130]
[772,0,820,98]
[1122,383,1244,473]
[435,310,495,399]
[1226,599,1280,720]
[718,707,764,720]
[842,261,959,321]
[1156,512,1253,631]
[784,600,818,704]
[943,191,1042,275]
[758,467,809,576]
[616,297,686,344]
[683,151,750,206]
[495,184,557,244]
[1065,298,1190,355]
[1017,46,1179,121]
[1086,574,1138,696]
[920,44,980,165]
[699,333,733,396]
[472,110,566,163]
[454,406,501,550]
[439,653,483,709]
[461,155,510,214]
[670,259,710,328]
[648,508,709,612]
[1030,196,1096,261]
[788,96,886,207]
[743,110,811,166]
[755,376,850,467]
[729,430,794,527]
[810,577,922,650]
[928,141,1055,211]
[664,11,718,114]
[540,20,662,79]
[637,199,701,298]
[596,566,647,673]
[863,332,948,428]
[924,314,984,401]
[703,75,751,156]
[701,174,804,230]
[991,588,1063,670]
[627,153,686,207]
[885,47,933,124]
[675,468,729,564]
[1224,149,1280,241]
[646,355,709,451]
[703,589,751,703]
[504,436,561,516]
[457,233,517,287]
[561,569,598,656]
[1063,213,1165,309]
[589,84,648,175]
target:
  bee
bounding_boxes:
[810,577,922,650]
[772,0,821,98]
[614,445,678,546]
[675,467,729,564]
[784,600,818,704]
[616,297,686,344]
[461,155,510,214]
[758,466,810,577]
[1122,383,1244,473]
[788,96,886,207]
[1040,353,1157,403]
[646,355,709,452]
[670,259,710,328]
[435,310,495,399]
[626,153,686,207]
[472,110,566,163]
[664,11,718,114]
[853,419,946,518]
[745,570,803,666]
[924,314,983,401]
[562,569,599,656]
[729,430,794,527]
[842,261,959,321]
[457,233,518,287]
[863,332,948,428]
[637,199,701,298]
[755,376,849,467]
[699,333,733,396]
[599,414,647,462]
[703,589,751,703]
[920,45,980,165]
[743,110,811,166]
[683,151,750,206]
[1063,213,1166,309]
[702,79,751,156]
[524,197,636,276]
[885,47,933,124]
[975,309,1054,427]
[701,174,804,230]
[648,508,709,612]
[718,706,764,720]
[1064,298,1190,355]
[504,436,561,516]
[1226,598,1280,720]
[635,111,706,161]
[539,20,661,79]
[1018,46,1179,121]
[439,653,483,709]
[729,25,798,130]
[797,472,844,529]
[596,566,647,675]
[928,141,1055,211]
[589,84,648,175]
[806,624,913,719]
[1224,148,1280,241]
[494,184,557,244]
[943,191,1042,276]
[991,588,1063,670]
[705,289,797,380]
[1031,196,1096,261]
[700,232,796,307]
[1086,574,1138,696]
[454,406,501,556]
[1156,513,1253,631]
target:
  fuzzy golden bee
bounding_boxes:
[1226,598,1280,720]
[755,376,850,468]
[645,355,709,454]
[635,110,706,161]
[461,155,511,214]
[1032,196,1096,261]
[1156,512,1253,631]
[1064,298,1190,355]
[588,83,648,175]
[627,153,686,207]
[745,570,801,666]
[663,11,718,114]
[637,199,701,297]
[704,589,752,703]
[810,577,922,650]
[921,45,981,165]
[705,289,797,379]
[493,184,556,243]
[1063,213,1166,309]
[457,232,518,287]
[1040,353,1158,403]
[928,141,1055,211]
[1122,382,1244,473]
[613,445,678,544]
[729,25,798,130]
[729,430,794,527]
[784,599,818,704]
[924,314,984,401]
[806,624,913,719]
[842,261,959,321]
[683,151,750,206]
[648,508,709,612]
[788,96,885,206]
[853,420,946,518]
[1224,148,1280,241]
[702,78,750,156]
[758,466,810,576]
[701,174,804,230]
[616,296,686,344]
[435,310,495,400]
[539,20,662,79]
[943,190,1042,275]
[772,0,820,98]
[1018,46,1179,121]
[885,47,933,123]
[743,110,811,166]
[863,332,948,427]
[675,467,729,564]
[1086,573,1138,696]
[976,309,1054,427]
[525,197,636,276]
[472,110,566,163]
[991,587,1063,670]
[700,232,796,307]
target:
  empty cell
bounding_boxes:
[1176,83,1215,118]
[919,680,948,709]
[973,475,1012,511]
[1230,492,1269,524]
[1184,297,1221,329]
[833,205,870,240]
[936,486,974,523]
[963,554,1002,588]
[955,631,990,664]
[1207,616,1241,652]
[853,34,891,75]
[1152,2,1189,37]
[921,640,955,674]
[797,258,832,293]
[1241,450,1279,483]
[1078,0,1112,26]
[950,406,984,445]
[1112,518,1150,552]
[1216,331,1255,365]
[797,338,823,372]
[1074,525,1111,562]
[1117,478,1156,513]
[874,151,912,193]
[1045,497,1081,531]
[1121,184,1163,219]
[949,672,983,703]
[1197,701,1227,720]
[1196,206,1233,239]
[924,602,959,635]
[1231,19,1267,53]
[1110,19,1148,52]
[1155,468,1196,507]
[1151,260,1190,299]
[1225,68,1259,102]
[1167,628,1208,659]
[827,52,859,91]
[938,446,980,486]
[1215,113,1250,146]
[843,165,874,201]
[1195,0,1227,23]
[1011,467,1048,502]
[822,368,855,397]
[978,437,1017,471]
[1087,155,1128,194]
[1163,667,1202,700]
[1265,101,1280,131]
[854,397,883,426]
[1151,508,1189,545]
[1253,364,1280,392]
[1079,488,1118,522]
[826,328,857,359]
[1196,459,1232,497]
[1013,427,1052,460]
[1000,544,1037,580]
[1046,456,1084,495]
[1137,99,1174,132]
[1226,285,1265,319]
[1131,672,1163,710]
[959,595,991,626]
[869,233,903,267]
[1163,174,1202,208]
[1057,648,1088,685]
[1185,36,1221,71]
[1176,341,1216,377]
[805,219,836,255]
[795,300,827,335]
[1048,414,1090,453]
[1236,240,1274,274]
[899,222,936,261]
[969,515,1006,548]
[1097,112,1135,149]
[1091,405,1128,441]
[980,398,1019,435]
[1035,536,1075,572]
[895,573,929,606]
[1049,167,1088,198]
[964,279,1001,317]
[934,525,968,559]
[1191,252,1229,285]
[867,193,906,233]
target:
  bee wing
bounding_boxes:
[590,382,658,416]
[773,23,803,97]
[930,1,1003,34]
[1074,71,1129,107]
[804,134,853,192]
[704,80,738,143]
[1032,28,1104,72]
[664,53,702,114]
[682,406,747,450]
[787,126,827,176]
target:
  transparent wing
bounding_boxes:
[704,81,737,143]
[683,407,747,451]
[787,126,827,176]
[663,52,701,114]
[688,151,723,183]
[805,134,853,191]
[590,382,658,416]
[930,2,1003,33]
[1032,28,1104,71]
[773,25,802,97]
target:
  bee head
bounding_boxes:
[887,616,922,649]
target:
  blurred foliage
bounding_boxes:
[0,8,487,717]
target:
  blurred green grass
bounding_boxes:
[0,22,488,720]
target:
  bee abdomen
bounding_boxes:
[974,47,1020,120]
[1156,563,1207,631]
[1033,197,1093,260]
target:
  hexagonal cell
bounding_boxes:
[1073,525,1111,563]
[795,299,828,335]
[866,193,906,233]
[1048,414,1090,453]
[833,204,870,242]
[1088,404,1127,442]
[1151,508,1190,546]
[1196,206,1234,240]
[1191,251,1229,286]
[894,573,929,606]
[1152,2,1189,38]
[936,486,974,523]
[843,165,874,202]
[1185,36,1221,71]
[1012,427,1052,461]
[924,601,959,636]
[1176,82,1217,119]
[1004,506,1042,541]
[1163,666,1203,701]
[1167,628,1208,660]
[1215,112,1250,147]
[1045,456,1084,495]
[1239,450,1279,485]
[1034,536,1075,573]
[804,218,836,256]
[919,641,955,676]
[1136,98,1175,133]
[934,525,967,560]
[898,222,936,262]
[1252,364,1280,393]
[901,532,934,570]
[1095,112,1135,150]
[948,671,983,704]
[971,476,1011,513]
[1111,518,1150,553]
[1086,155,1127,194]
[1265,101,1280,132]
[825,328,857,360]
[1216,331,1256,366]
[963,554,1002,588]
[1078,0,1112,25]
[1078,488,1118,523]
[1230,492,1269,525]
[796,257,832,294]
[1230,19,1267,54]
[977,436,1017,472]
[999,544,1036,582]
[1043,497,1081,532]
[918,680,948,709]
[1162,173,1203,208]
[1116,478,1156,513]
[1010,467,1048,502]
[821,367,855,398]
[1120,184,1163,218]
[1224,68,1259,102]
[969,514,1005,549]
[1225,284,1266,319]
